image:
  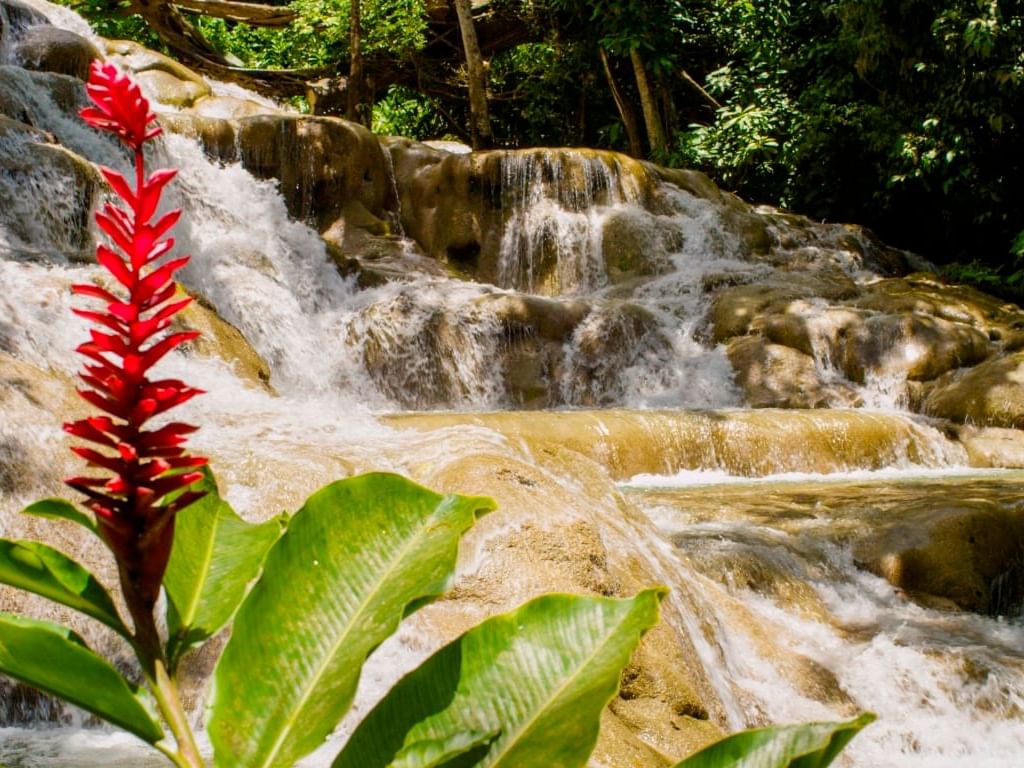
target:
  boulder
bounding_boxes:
[187,94,277,120]
[103,39,210,91]
[726,336,861,409]
[923,350,1024,428]
[413,447,727,764]
[708,268,859,343]
[0,0,49,47]
[855,275,1024,342]
[853,501,1024,615]
[0,117,100,263]
[134,68,209,108]
[174,288,273,391]
[385,139,662,290]
[953,425,1024,468]
[600,207,678,282]
[234,115,394,228]
[760,305,991,383]
[0,65,87,127]
[12,26,99,80]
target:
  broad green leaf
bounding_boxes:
[333,589,666,768]
[208,472,495,768]
[0,539,130,639]
[164,470,286,668]
[21,498,98,536]
[0,612,164,744]
[392,730,499,768]
[671,714,876,768]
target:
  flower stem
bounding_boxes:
[151,658,205,768]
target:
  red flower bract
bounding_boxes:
[69,60,205,615]
[79,61,162,150]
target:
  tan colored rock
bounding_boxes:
[761,306,990,383]
[187,94,278,120]
[13,26,100,81]
[104,39,210,90]
[385,140,661,289]
[853,501,1024,614]
[157,112,238,158]
[134,69,209,108]
[475,293,591,342]
[601,207,677,282]
[953,425,1024,468]
[236,115,393,229]
[856,275,1024,341]
[174,287,273,390]
[923,350,1024,428]
[386,409,965,479]
[726,336,861,409]
[409,448,726,763]
[709,269,859,343]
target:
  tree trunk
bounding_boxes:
[347,0,366,125]
[599,47,643,158]
[453,0,492,149]
[629,47,665,155]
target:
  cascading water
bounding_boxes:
[2,1,1023,765]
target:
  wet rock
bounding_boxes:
[760,305,991,383]
[386,409,965,479]
[953,426,1024,469]
[174,287,273,390]
[157,112,237,158]
[236,115,392,229]
[726,336,861,409]
[855,276,1024,341]
[923,350,1024,429]
[323,214,446,288]
[385,139,660,290]
[0,65,87,129]
[103,39,210,92]
[187,94,277,120]
[12,26,100,80]
[0,118,100,263]
[134,68,209,108]
[708,268,859,343]
[562,302,672,406]
[0,0,49,46]
[601,207,678,281]
[411,448,727,764]
[476,293,591,342]
[854,501,1024,615]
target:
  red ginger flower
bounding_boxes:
[68,60,206,619]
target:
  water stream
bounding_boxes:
[1,2,1022,765]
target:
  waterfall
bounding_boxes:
[2,2,1023,766]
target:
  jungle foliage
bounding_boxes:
[61,0,1024,291]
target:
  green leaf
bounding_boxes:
[333,589,666,768]
[163,470,285,668]
[0,539,130,639]
[670,714,876,768]
[0,612,164,744]
[21,498,98,537]
[392,730,500,768]
[208,472,495,768]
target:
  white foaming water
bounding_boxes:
[497,150,643,294]
[623,465,1013,489]
[640,479,1024,768]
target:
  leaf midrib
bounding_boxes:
[256,498,458,768]
[486,597,645,768]
[177,500,224,632]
